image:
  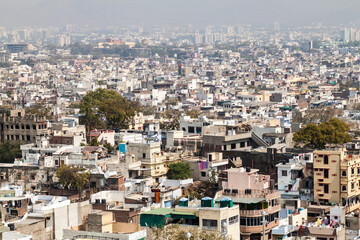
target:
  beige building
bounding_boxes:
[313,145,360,212]
[0,108,48,144]
[127,141,181,183]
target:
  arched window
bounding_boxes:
[342,171,347,177]
[342,185,347,192]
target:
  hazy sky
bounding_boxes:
[0,0,359,28]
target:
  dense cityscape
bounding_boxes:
[1,1,360,240]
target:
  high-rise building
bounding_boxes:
[341,28,350,42]
[274,22,280,32]
[56,35,71,47]
[204,33,213,44]
[193,33,203,45]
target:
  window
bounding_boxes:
[324,184,329,194]
[352,168,355,175]
[342,185,347,192]
[282,170,287,177]
[188,126,195,133]
[342,171,347,177]
[201,172,206,177]
[223,145,227,151]
[196,127,202,134]
[229,215,238,225]
[324,155,328,164]
[324,169,329,178]
[240,217,246,226]
[231,143,236,149]
[352,183,355,190]
[240,142,245,148]
[142,153,146,158]
[33,125,36,130]
[202,219,217,229]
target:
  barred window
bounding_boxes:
[229,215,238,225]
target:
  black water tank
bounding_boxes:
[8,223,14,231]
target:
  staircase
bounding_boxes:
[251,132,270,147]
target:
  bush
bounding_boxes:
[166,162,191,180]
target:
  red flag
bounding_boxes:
[299,225,303,234]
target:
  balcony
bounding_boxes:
[240,220,279,234]
[239,205,281,217]
[222,189,280,200]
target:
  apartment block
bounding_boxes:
[313,145,360,212]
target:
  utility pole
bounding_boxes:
[261,211,267,240]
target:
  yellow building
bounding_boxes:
[127,141,181,183]
[313,145,360,212]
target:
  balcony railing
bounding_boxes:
[239,205,281,217]
[221,189,280,200]
[240,220,279,233]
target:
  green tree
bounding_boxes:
[79,89,136,132]
[149,224,230,240]
[160,119,180,130]
[293,118,352,149]
[90,137,99,146]
[56,165,75,189]
[208,168,218,185]
[186,110,201,118]
[166,162,191,180]
[56,165,90,195]
[104,142,115,153]
[0,142,21,163]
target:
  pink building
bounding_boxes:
[219,167,280,240]
[222,167,270,191]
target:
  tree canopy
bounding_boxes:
[293,118,352,149]
[150,224,230,240]
[90,137,99,146]
[56,165,90,192]
[166,162,191,180]
[79,89,136,132]
[0,142,21,163]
